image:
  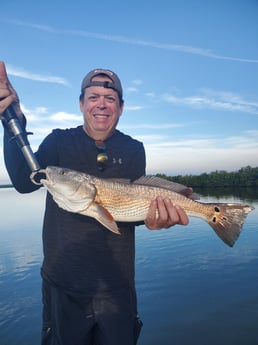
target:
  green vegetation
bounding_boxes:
[2,166,258,194]
[156,166,258,188]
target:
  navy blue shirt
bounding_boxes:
[4,125,146,296]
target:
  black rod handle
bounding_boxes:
[3,105,41,172]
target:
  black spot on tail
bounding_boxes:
[208,203,254,247]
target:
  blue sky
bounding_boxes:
[0,0,257,182]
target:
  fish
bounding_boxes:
[38,166,255,247]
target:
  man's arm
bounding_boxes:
[0,61,40,192]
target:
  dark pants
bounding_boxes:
[41,280,143,345]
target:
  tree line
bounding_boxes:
[156,166,258,189]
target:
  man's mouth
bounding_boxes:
[94,114,110,119]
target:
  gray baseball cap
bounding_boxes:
[81,68,123,101]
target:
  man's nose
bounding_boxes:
[97,97,107,109]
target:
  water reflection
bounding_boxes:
[136,194,258,345]
[0,188,45,345]
[195,186,258,202]
[0,188,257,345]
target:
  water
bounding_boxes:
[0,188,257,345]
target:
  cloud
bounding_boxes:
[145,146,258,175]
[125,87,139,94]
[162,90,258,115]
[6,64,70,86]
[7,20,258,64]
[20,103,49,122]
[124,105,144,111]
[139,129,258,148]
[49,112,82,123]
[119,123,186,130]
[132,80,143,85]
[127,128,258,174]
[0,125,257,182]
[125,80,143,94]
[143,133,258,175]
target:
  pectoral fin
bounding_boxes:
[80,202,120,234]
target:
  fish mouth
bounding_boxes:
[30,168,52,186]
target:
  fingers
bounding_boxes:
[0,61,23,119]
[0,94,16,119]
[0,61,9,81]
[174,204,189,225]
[0,92,16,110]
[145,197,189,230]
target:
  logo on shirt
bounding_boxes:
[112,157,123,165]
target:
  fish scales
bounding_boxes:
[92,176,228,222]
[93,178,198,220]
[39,166,255,247]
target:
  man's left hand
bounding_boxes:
[144,197,189,230]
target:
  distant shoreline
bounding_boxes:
[0,185,13,188]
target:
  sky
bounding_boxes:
[0,0,257,183]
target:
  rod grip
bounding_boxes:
[2,105,41,172]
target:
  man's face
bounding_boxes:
[80,76,124,140]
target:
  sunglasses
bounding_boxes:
[95,140,108,171]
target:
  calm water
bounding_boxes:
[0,188,257,345]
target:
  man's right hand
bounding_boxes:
[0,61,23,121]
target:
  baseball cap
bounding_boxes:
[81,69,123,101]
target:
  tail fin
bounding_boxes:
[207,203,254,247]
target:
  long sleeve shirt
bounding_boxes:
[3,124,146,297]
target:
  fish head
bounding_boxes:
[40,166,96,213]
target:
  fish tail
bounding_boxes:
[206,203,254,247]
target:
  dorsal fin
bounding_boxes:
[133,175,199,200]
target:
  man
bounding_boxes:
[0,61,188,345]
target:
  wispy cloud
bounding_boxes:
[132,80,143,85]
[6,20,258,64]
[6,64,70,86]
[21,103,49,122]
[162,90,258,115]
[124,105,144,111]
[143,131,258,174]
[141,129,258,150]
[119,123,186,130]
[126,87,139,93]
[49,112,82,123]
[18,105,82,140]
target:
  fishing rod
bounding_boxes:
[2,105,41,184]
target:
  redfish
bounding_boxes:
[38,166,254,247]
